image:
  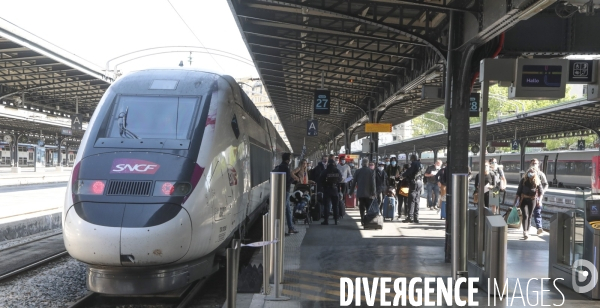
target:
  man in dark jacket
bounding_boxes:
[353,158,376,225]
[309,155,328,189]
[375,161,388,213]
[402,154,424,223]
[277,153,298,235]
[318,159,343,225]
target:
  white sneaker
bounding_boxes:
[537,228,543,235]
[523,231,529,239]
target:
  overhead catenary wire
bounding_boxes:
[167,0,225,71]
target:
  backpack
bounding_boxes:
[325,169,341,186]
[414,162,426,181]
[272,164,281,172]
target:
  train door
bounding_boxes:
[542,155,549,174]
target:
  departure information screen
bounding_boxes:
[521,65,563,87]
[586,201,600,222]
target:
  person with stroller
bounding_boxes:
[515,167,544,239]
[292,159,315,185]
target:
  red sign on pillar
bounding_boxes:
[592,156,600,194]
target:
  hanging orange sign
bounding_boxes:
[365,123,392,133]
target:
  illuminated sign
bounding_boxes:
[314,89,330,115]
[521,65,563,88]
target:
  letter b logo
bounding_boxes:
[572,259,599,294]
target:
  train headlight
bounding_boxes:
[154,181,192,196]
[74,180,107,195]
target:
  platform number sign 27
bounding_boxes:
[314,89,330,115]
[469,93,479,117]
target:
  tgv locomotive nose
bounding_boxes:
[63,154,194,266]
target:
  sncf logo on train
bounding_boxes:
[110,159,160,174]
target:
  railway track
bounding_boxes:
[69,279,207,308]
[0,232,67,283]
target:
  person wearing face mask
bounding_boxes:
[375,162,389,213]
[337,156,352,200]
[473,161,496,209]
[385,157,401,188]
[309,155,328,189]
[401,154,425,223]
[424,160,442,210]
[384,157,391,167]
[397,163,410,219]
[515,167,544,239]
[530,158,548,235]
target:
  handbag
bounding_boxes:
[473,190,479,204]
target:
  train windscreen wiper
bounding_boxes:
[118,107,139,139]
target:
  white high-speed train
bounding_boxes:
[63,68,289,295]
[421,150,599,188]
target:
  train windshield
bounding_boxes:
[106,96,199,140]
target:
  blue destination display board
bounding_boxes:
[521,65,562,87]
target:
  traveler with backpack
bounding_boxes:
[401,154,425,223]
[274,153,299,235]
[318,159,343,225]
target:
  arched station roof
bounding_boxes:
[0,19,112,142]
[227,0,561,153]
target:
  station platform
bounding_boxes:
[0,171,69,241]
[0,167,71,187]
[244,198,598,308]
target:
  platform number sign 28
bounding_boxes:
[314,89,331,115]
[469,93,479,117]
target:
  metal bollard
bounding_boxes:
[451,174,469,281]
[270,172,286,282]
[274,219,281,298]
[262,214,271,295]
[226,248,236,308]
[265,219,289,301]
[265,219,290,301]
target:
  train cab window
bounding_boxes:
[106,96,199,140]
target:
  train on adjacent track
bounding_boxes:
[421,149,599,188]
[63,68,289,295]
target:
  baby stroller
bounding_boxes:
[290,183,317,224]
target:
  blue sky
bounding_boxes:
[0,0,258,78]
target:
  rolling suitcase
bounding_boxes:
[363,200,383,230]
[338,200,345,219]
[345,193,357,208]
[382,196,397,221]
[310,193,322,222]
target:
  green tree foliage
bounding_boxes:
[410,85,586,150]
